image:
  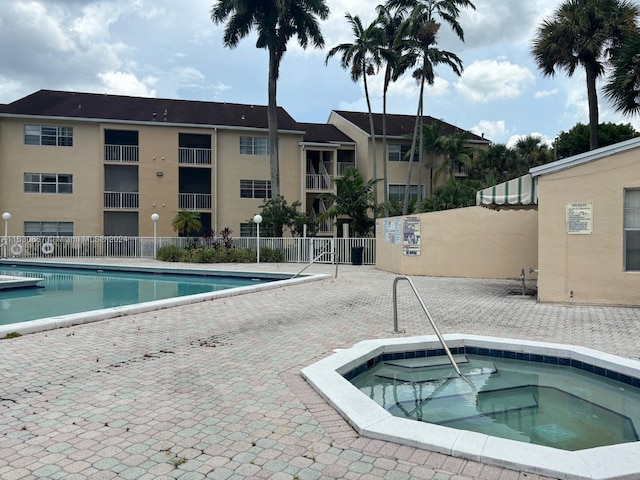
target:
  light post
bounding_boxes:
[253,214,262,264]
[151,213,159,259]
[2,212,10,259]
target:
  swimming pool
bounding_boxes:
[0,261,326,336]
[302,335,640,480]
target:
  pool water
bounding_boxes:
[349,354,640,451]
[0,264,274,325]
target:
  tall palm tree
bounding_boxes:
[531,0,640,151]
[388,0,475,214]
[604,30,640,116]
[376,4,414,215]
[326,14,384,215]
[433,129,473,185]
[418,119,446,198]
[212,0,330,198]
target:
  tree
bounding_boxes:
[171,210,202,237]
[319,166,379,237]
[433,129,473,185]
[387,0,475,214]
[212,0,329,198]
[421,177,482,212]
[470,143,515,185]
[376,4,414,214]
[604,30,640,116]
[325,14,384,215]
[532,0,640,151]
[511,135,554,176]
[555,122,639,159]
[418,119,446,197]
[257,195,302,237]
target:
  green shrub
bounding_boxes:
[156,245,185,262]
[259,247,284,263]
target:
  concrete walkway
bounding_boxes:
[1,259,639,479]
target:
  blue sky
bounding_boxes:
[1,0,638,147]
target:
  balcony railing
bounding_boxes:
[179,193,212,210]
[338,162,355,175]
[179,147,212,165]
[306,174,331,191]
[104,191,139,209]
[104,145,139,163]
[451,161,468,176]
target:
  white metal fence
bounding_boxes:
[0,236,376,264]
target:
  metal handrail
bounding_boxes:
[392,276,474,388]
[291,249,338,279]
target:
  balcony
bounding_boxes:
[451,162,468,177]
[179,147,212,166]
[306,174,331,191]
[105,145,139,163]
[104,191,139,209]
[179,193,212,210]
[338,162,355,175]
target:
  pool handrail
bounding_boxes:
[392,275,474,388]
[291,248,338,279]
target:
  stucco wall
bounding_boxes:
[536,150,640,305]
[376,206,538,279]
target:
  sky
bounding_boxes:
[1,0,639,148]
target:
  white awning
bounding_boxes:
[476,174,537,210]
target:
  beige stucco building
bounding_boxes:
[376,137,640,306]
[0,90,484,240]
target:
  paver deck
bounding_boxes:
[1,258,639,479]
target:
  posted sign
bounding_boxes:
[566,203,593,234]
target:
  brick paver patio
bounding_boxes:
[1,259,639,479]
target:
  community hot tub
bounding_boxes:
[301,335,640,480]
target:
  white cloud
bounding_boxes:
[456,60,535,103]
[470,120,508,142]
[534,89,558,99]
[98,71,157,97]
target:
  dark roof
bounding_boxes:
[298,123,355,144]
[2,90,302,131]
[332,110,489,143]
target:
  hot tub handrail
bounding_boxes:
[392,276,474,388]
[291,249,338,279]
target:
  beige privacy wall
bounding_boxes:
[376,206,538,279]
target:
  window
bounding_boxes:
[388,184,422,202]
[388,144,419,162]
[25,125,73,146]
[24,173,73,194]
[240,136,269,155]
[240,223,258,237]
[624,189,640,271]
[240,179,271,199]
[24,221,73,236]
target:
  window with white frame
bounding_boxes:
[388,184,422,202]
[388,144,419,162]
[240,179,271,199]
[240,136,269,155]
[25,125,73,146]
[24,221,73,236]
[24,173,73,194]
[624,189,640,271]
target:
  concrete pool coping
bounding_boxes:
[0,260,329,337]
[301,334,640,480]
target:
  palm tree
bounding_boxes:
[433,129,473,185]
[211,0,329,198]
[387,0,475,214]
[418,119,446,198]
[319,166,379,237]
[172,210,202,237]
[376,4,414,215]
[326,14,384,215]
[531,0,640,151]
[604,30,640,116]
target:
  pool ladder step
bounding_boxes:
[375,356,496,384]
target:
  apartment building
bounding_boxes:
[0,89,484,238]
